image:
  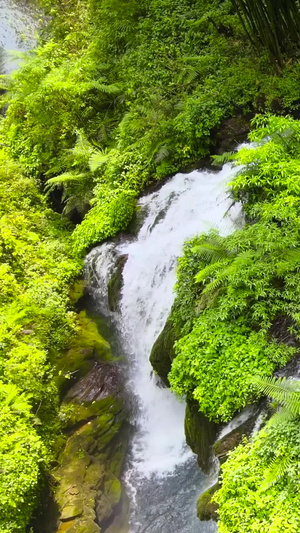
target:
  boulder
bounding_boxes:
[185,400,219,473]
[55,311,112,392]
[66,362,121,404]
[149,318,176,385]
[213,409,258,464]
[53,394,129,533]
[107,255,128,312]
[197,483,219,522]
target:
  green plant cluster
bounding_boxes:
[215,417,300,532]
[0,149,82,531]
[5,1,300,252]
[169,115,300,421]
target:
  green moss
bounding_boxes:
[108,255,127,312]
[54,394,128,532]
[149,318,176,385]
[184,400,219,473]
[197,484,219,522]
[55,311,112,390]
[69,279,86,303]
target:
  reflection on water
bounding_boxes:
[0,0,38,72]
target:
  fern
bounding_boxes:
[252,375,300,416]
[212,151,237,166]
[252,375,300,489]
[192,241,236,264]
[46,173,86,191]
[260,453,293,491]
[89,150,111,172]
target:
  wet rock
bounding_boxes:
[53,394,129,533]
[126,205,146,236]
[66,362,121,403]
[55,311,112,392]
[107,255,128,312]
[58,517,101,533]
[185,400,219,474]
[149,318,176,385]
[214,114,252,154]
[213,410,258,464]
[197,483,219,522]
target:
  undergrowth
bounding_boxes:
[169,114,300,531]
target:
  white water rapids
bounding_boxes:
[85,161,242,532]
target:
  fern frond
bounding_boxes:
[89,150,111,172]
[268,406,296,427]
[154,144,170,163]
[260,453,293,491]
[46,173,86,191]
[90,81,120,94]
[195,258,230,283]
[200,250,254,293]
[283,248,300,264]
[252,376,300,416]
[192,242,236,264]
[212,151,237,166]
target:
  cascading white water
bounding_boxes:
[0,0,38,73]
[85,161,243,532]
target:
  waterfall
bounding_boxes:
[85,161,242,532]
[0,0,38,73]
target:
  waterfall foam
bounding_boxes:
[85,161,242,532]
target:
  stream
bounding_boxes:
[85,163,242,532]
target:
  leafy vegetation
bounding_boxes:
[0,149,82,531]
[5,1,300,253]
[215,376,300,532]
[215,417,300,532]
[4,0,300,530]
[169,115,300,421]
[169,114,300,529]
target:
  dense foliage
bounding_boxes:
[4,0,300,531]
[4,1,300,252]
[213,376,300,532]
[169,115,300,421]
[169,114,300,529]
[215,418,300,532]
[0,150,81,531]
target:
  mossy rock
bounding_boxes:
[60,396,122,430]
[212,409,258,464]
[197,483,219,522]
[149,318,176,385]
[55,312,112,391]
[57,517,101,533]
[69,279,86,304]
[54,393,128,533]
[185,400,219,474]
[96,473,122,524]
[107,255,128,312]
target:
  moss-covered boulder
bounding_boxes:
[212,408,259,464]
[53,393,129,532]
[185,400,219,473]
[55,311,112,392]
[107,255,128,312]
[149,318,176,385]
[197,483,219,522]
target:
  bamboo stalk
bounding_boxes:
[233,0,300,64]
